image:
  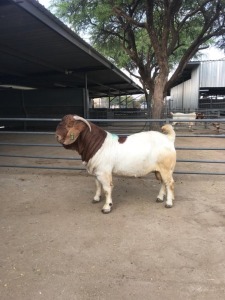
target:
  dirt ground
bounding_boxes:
[0,129,225,300]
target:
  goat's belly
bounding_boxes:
[112,159,156,177]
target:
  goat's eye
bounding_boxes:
[70,133,74,140]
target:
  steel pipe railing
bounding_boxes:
[0,117,225,175]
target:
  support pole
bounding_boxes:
[84,73,89,118]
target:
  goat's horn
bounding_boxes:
[73,116,92,132]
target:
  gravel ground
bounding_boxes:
[0,129,225,300]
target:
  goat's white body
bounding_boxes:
[87,131,175,177]
[171,112,196,130]
[86,131,176,212]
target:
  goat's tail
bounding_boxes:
[161,124,176,142]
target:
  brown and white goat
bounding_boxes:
[56,115,176,213]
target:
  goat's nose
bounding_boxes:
[56,134,62,142]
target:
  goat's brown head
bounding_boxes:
[196,112,205,119]
[56,115,91,145]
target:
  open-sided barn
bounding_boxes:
[0,0,143,126]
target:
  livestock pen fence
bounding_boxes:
[0,117,225,176]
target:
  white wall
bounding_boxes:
[200,60,225,88]
[170,67,200,111]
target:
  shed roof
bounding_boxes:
[170,61,200,88]
[0,0,143,97]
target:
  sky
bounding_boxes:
[38,0,51,7]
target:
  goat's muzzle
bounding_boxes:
[56,134,63,143]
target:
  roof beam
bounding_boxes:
[0,44,66,74]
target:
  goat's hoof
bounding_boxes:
[101,203,113,214]
[165,203,173,208]
[156,197,164,203]
[92,198,101,204]
[101,208,112,214]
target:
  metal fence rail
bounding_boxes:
[0,117,225,175]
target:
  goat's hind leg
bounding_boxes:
[155,171,166,203]
[155,170,174,208]
[163,175,174,208]
[165,177,174,208]
[156,182,166,203]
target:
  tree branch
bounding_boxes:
[112,6,146,28]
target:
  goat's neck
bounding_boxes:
[76,124,107,163]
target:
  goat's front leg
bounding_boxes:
[96,173,113,214]
[92,178,102,203]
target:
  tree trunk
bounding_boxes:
[146,92,152,118]
[150,72,168,130]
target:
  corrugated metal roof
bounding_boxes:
[0,0,143,97]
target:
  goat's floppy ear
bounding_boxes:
[73,115,91,132]
[63,127,81,145]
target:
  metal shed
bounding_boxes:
[170,60,225,112]
[0,0,143,120]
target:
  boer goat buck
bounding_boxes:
[56,115,176,213]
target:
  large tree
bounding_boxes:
[51,0,225,119]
